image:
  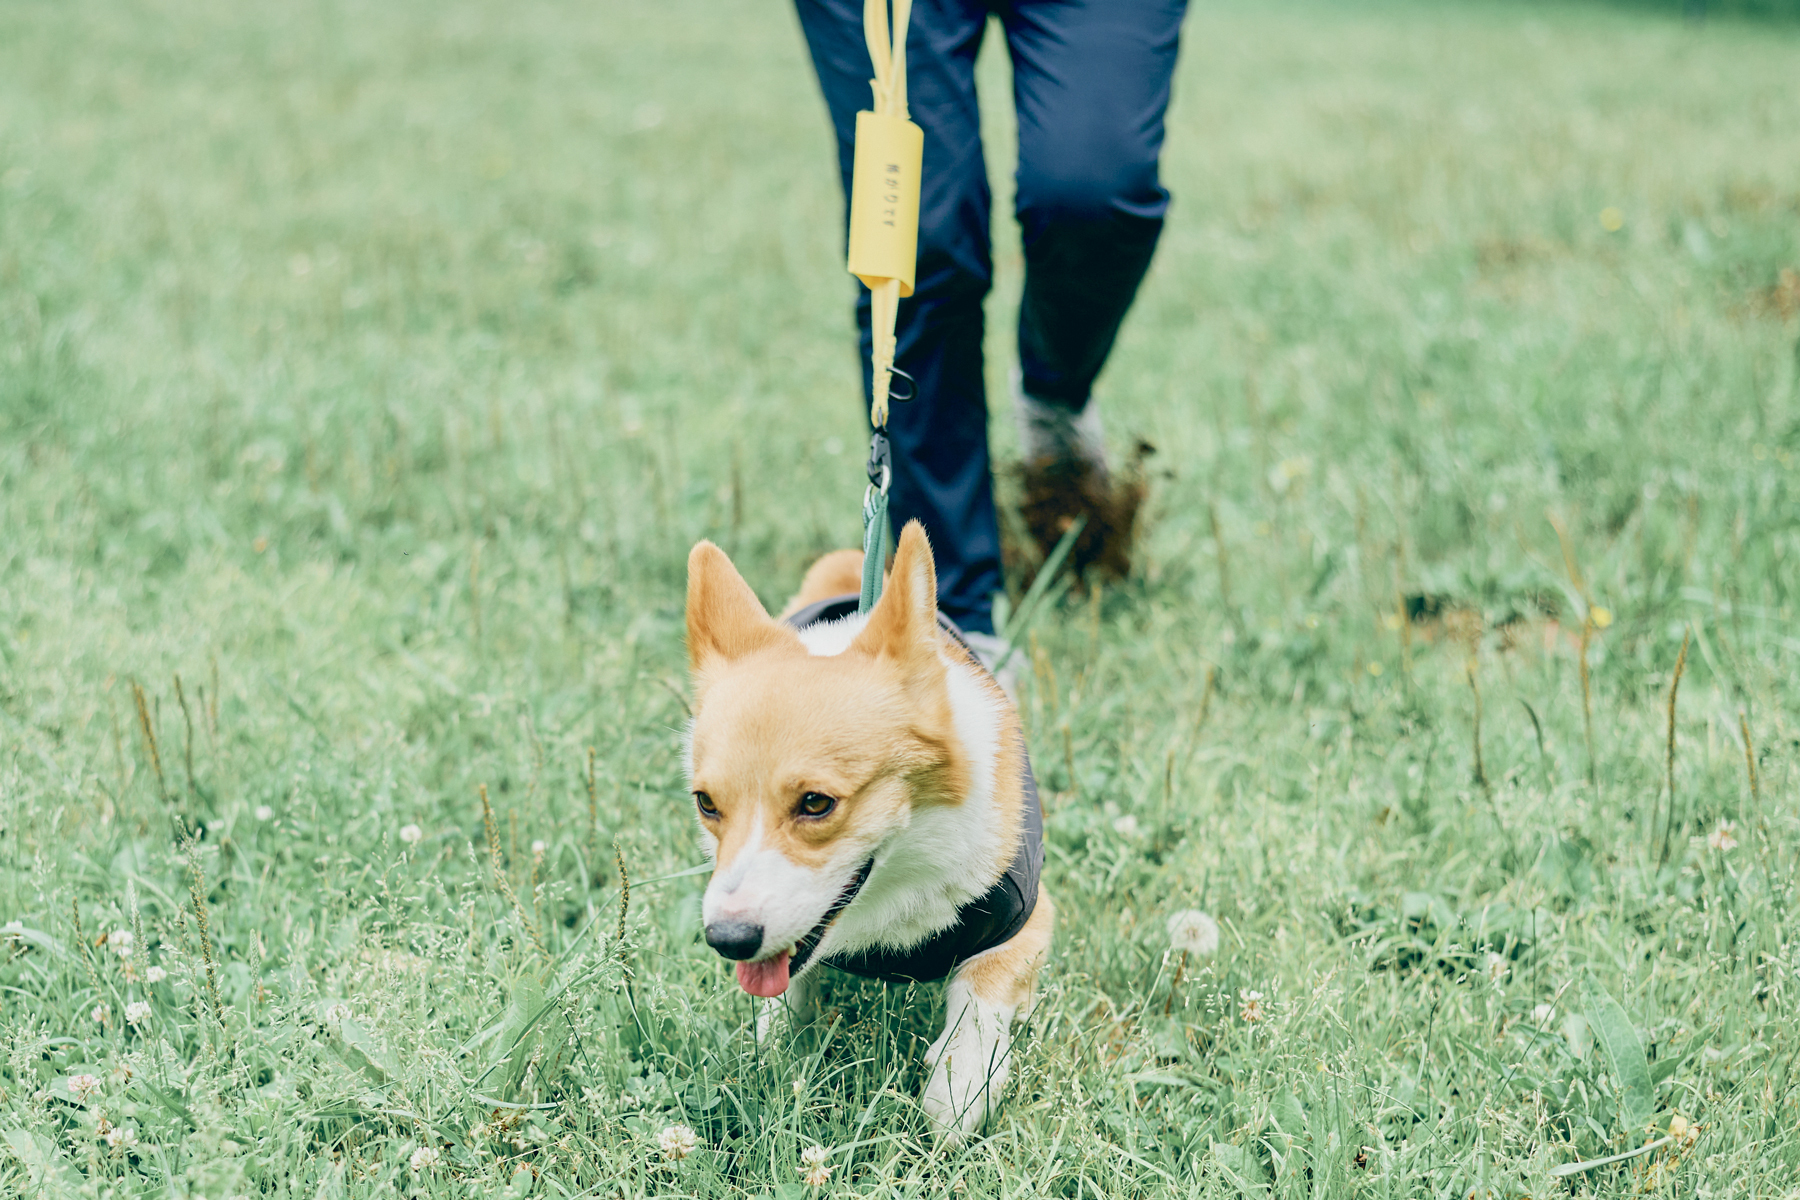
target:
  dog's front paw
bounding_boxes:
[922,1014,1010,1144]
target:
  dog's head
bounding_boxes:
[683,522,964,996]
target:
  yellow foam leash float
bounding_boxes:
[847,0,922,431]
[848,0,922,610]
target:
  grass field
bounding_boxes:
[4,0,1800,1195]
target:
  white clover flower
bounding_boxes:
[108,929,134,957]
[1166,910,1220,958]
[324,1002,352,1024]
[125,1000,152,1027]
[146,965,167,984]
[1531,1003,1555,1023]
[1238,989,1265,1023]
[1708,821,1738,852]
[1486,952,1509,986]
[409,1145,440,1172]
[91,1004,109,1025]
[399,824,423,845]
[68,1073,102,1101]
[800,1145,832,1187]
[657,1123,698,1162]
[254,805,274,821]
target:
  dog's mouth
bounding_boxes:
[735,856,874,997]
[789,856,875,974]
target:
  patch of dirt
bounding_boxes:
[1003,440,1154,589]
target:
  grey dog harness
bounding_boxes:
[781,595,1044,984]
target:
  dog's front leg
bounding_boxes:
[755,967,821,1043]
[923,890,1054,1143]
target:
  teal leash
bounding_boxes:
[858,365,912,613]
[859,430,891,612]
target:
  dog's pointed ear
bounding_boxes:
[850,521,940,679]
[686,541,797,675]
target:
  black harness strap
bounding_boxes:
[781,595,1044,983]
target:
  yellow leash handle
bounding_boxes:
[846,0,921,431]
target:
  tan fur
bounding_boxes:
[688,527,971,881]
[960,887,1055,1011]
[686,542,803,679]
[779,548,867,618]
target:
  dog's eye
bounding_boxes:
[694,791,719,817]
[797,792,836,819]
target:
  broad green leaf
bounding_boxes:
[335,1018,394,1084]
[486,973,572,1101]
[1583,979,1657,1134]
[4,1128,80,1197]
[1562,1013,1592,1061]
[1211,1142,1270,1196]
[1270,1092,1307,1138]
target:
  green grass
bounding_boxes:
[3,0,1799,1195]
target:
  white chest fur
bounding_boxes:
[796,613,1015,959]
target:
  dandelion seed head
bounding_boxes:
[254,805,273,821]
[1111,814,1140,838]
[531,839,547,855]
[399,824,423,845]
[1166,910,1220,957]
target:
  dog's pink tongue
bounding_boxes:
[736,951,791,997]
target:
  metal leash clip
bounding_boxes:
[865,429,892,495]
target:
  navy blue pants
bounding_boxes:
[796,0,1187,634]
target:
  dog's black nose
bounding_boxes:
[704,920,764,961]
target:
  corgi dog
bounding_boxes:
[683,521,1052,1141]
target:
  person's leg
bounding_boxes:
[1004,0,1187,434]
[793,0,1003,635]
[993,0,1185,578]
